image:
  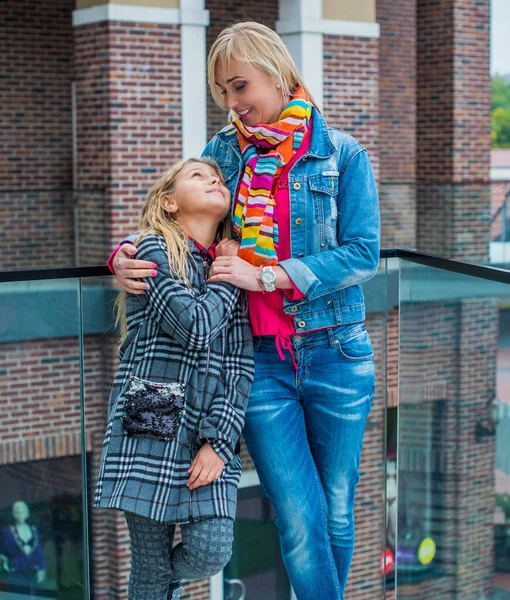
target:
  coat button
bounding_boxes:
[298,253,304,258]
[293,182,301,190]
[298,320,306,328]
[290,306,298,313]
[295,218,303,225]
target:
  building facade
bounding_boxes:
[0,1,495,599]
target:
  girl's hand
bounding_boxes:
[208,256,260,291]
[113,244,157,294]
[215,238,240,258]
[186,442,225,490]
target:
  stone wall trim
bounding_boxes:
[276,17,380,38]
[72,4,209,26]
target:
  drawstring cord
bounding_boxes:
[275,332,298,371]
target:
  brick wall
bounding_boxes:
[74,21,182,263]
[205,3,279,141]
[323,35,380,182]
[0,0,75,270]
[416,183,491,262]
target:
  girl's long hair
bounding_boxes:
[207,20,319,120]
[115,157,230,340]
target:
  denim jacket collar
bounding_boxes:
[216,107,336,160]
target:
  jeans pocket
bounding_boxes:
[122,376,186,441]
[333,323,374,362]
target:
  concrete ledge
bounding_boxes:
[72,4,209,26]
[276,18,380,38]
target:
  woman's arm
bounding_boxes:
[135,235,240,350]
[278,149,380,300]
[208,257,293,291]
[207,150,378,296]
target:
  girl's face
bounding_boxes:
[163,162,230,220]
[215,58,289,127]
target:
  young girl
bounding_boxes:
[94,158,254,600]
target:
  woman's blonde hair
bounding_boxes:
[207,21,318,118]
[115,157,230,340]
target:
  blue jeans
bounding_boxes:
[242,324,375,600]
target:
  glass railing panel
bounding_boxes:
[77,259,395,600]
[0,278,88,600]
[396,260,510,600]
[80,275,119,599]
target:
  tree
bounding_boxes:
[493,76,510,148]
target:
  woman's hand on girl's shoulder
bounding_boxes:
[186,442,225,490]
[113,243,157,294]
[215,238,239,258]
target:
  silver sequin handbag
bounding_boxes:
[122,376,186,442]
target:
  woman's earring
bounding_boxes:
[276,83,282,89]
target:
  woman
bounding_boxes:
[110,21,379,599]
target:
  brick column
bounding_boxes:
[377,0,417,249]
[416,0,491,262]
[73,3,185,264]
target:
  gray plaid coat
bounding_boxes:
[94,234,254,523]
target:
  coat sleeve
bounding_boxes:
[277,147,380,300]
[198,303,254,464]
[135,235,240,351]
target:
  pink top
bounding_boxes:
[246,125,311,338]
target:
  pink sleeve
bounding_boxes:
[107,245,122,275]
[284,280,306,301]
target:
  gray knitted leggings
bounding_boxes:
[124,512,234,600]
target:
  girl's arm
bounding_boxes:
[197,304,254,464]
[136,235,240,350]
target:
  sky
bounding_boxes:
[491,0,510,76]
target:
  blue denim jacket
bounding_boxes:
[202,107,380,333]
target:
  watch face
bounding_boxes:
[260,268,276,284]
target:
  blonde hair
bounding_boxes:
[207,21,318,118]
[115,157,230,340]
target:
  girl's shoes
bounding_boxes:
[168,580,182,600]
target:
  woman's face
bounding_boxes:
[163,161,230,221]
[215,58,288,127]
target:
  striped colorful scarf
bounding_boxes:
[232,87,312,266]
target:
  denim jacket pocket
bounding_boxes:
[308,173,339,227]
[332,323,374,362]
[122,376,186,441]
[308,173,339,250]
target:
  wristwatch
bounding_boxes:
[258,266,277,292]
